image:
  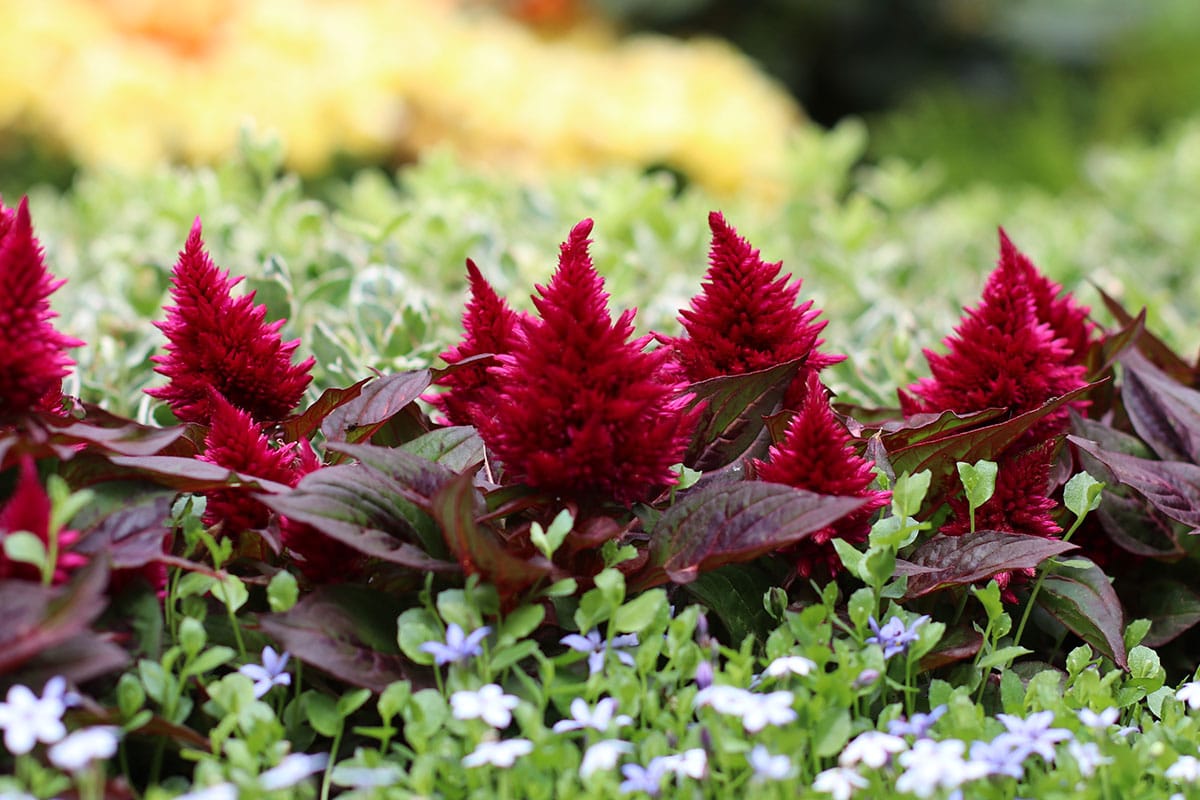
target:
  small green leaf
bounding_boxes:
[976,646,1033,670]
[178,617,207,658]
[268,571,299,613]
[530,509,574,559]
[396,608,443,665]
[2,531,46,569]
[304,692,342,737]
[812,708,852,758]
[117,673,145,718]
[378,682,411,722]
[184,646,237,678]
[337,687,373,718]
[957,460,998,513]
[612,590,669,635]
[1064,471,1105,519]
[832,538,866,581]
[211,574,249,612]
[540,578,578,598]
[892,470,932,518]
[498,604,545,646]
[490,639,540,672]
[593,568,626,608]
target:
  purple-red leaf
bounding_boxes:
[257,585,428,693]
[321,370,431,445]
[1037,557,1127,669]
[260,464,459,571]
[281,378,372,442]
[683,358,803,470]
[1127,578,1200,647]
[899,531,1078,600]
[844,406,1007,449]
[72,494,174,569]
[639,482,870,588]
[1069,435,1200,532]
[887,382,1098,512]
[1120,349,1200,463]
[1097,287,1198,384]
[101,456,293,494]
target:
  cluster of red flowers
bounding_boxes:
[0,193,1102,598]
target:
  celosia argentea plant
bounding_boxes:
[5,193,1200,799]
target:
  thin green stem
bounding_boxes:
[319,724,344,800]
[1013,515,1086,650]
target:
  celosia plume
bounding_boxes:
[431,259,530,428]
[662,211,843,408]
[479,219,698,506]
[198,391,302,533]
[899,232,1088,436]
[147,219,314,425]
[752,372,891,579]
[940,441,1062,602]
[0,457,86,584]
[998,229,1096,364]
[0,197,84,420]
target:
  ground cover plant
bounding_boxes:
[5,127,1200,799]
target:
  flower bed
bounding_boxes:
[3,126,1200,798]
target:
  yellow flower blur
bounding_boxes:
[0,0,804,195]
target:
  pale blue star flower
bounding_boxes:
[552,697,632,733]
[866,614,928,659]
[462,738,533,768]
[419,623,491,666]
[238,646,292,698]
[560,630,639,675]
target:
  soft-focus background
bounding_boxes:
[4,0,1200,414]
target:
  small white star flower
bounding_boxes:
[553,697,633,733]
[657,748,707,780]
[580,739,634,778]
[238,646,292,699]
[840,731,908,769]
[173,783,238,800]
[748,745,795,782]
[813,766,868,800]
[1076,707,1120,730]
[1167,755,1200,783]
[1177,682,1200,711]
[47,726,120,772]
[463,738,533,768]
[763,655,817,679]
[0,681,67,755]
[419,623,491,666]
[451,684,521,729]
[1066,741,1111,778]
[259,752,330,790]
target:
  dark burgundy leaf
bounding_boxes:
[1121,349,1200,463]
[45,417,187,458]
[326,442,457,502]
[681,564,777,645]
[0,560,114,677]
[639,482,870,588]
[281,378,371,442]
[5,633,128,694]
[102,456,293,494]
[1070,412,1156,458]
[72,493,175,569]
[260,464,458,570]
[1069,435,1200,532]
[1096,288,1198,384]
[1037,557,1127,669]
[1095,491,1184,559]
[257,585,428,693]
[844,407,1006,449]
[900,531,1078,600]
[1085,306,1143,380]
[321,370,431,445]
[430,472,557,606]
[683,358,803,471]
[886,382,1098,512]
[1126,578,1200,647]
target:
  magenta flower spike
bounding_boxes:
[431,258,530,428]
[147,218,314,425]
[0,197,84,420]
[478,219,698,506]
[899,232,1089,436]
[753,372,890,578]
[663,211,843,408]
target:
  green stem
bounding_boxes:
[319,724,344,800]
[1013,515,1086,650]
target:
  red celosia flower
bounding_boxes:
[147,218,314,425]
[940,441,1062,601]
[199,391,306,533]
[430,259,530,428]
[478,219,699,506]
[661,211,844,408]
[752,372,891,579]
[998,229,1096,363]
[899,233,1088,436]
[0,197,84,420]
[0,457,86,584]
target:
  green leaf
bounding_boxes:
[812,708,852,758]
[612,590,669,635]
[304,692,342,738]
[210,575,249,613]
[378,681,412,722]
[683,564,776,646]
[530,509,574,560]
[183,646,237,678]
[497,605,545,647]
[337,688,373,718]
[397,608,444,666]
[976,646,1033,670]
[1063,471,1105,519]
[267,571,299,613]
[490,639,541,672]
[956,459,998,514]
[2,531,47,569]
